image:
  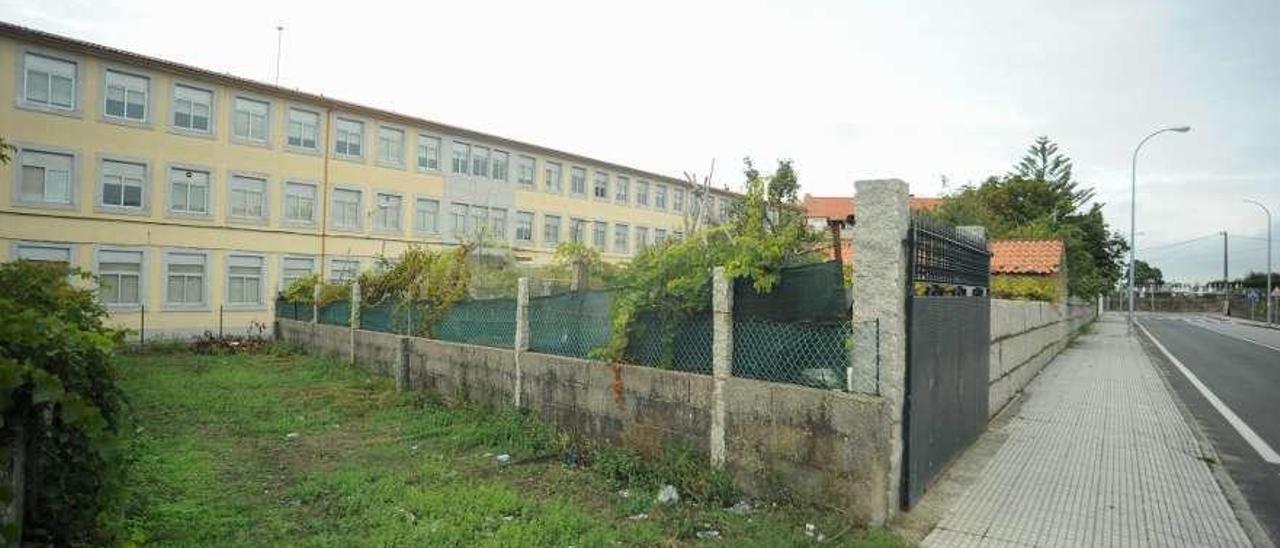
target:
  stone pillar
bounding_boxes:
[311,282,321,324]
[395,336,410,392]
[710,266,732,468]
[570,258,589,292]
[514,277,530,408]
[849,179,911,525]
[349,281,361,365]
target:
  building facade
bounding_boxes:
[0,23,736,338]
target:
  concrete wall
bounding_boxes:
[277,318,891,525]
[987,299,1096,417]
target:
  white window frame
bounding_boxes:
[373,191,404,234]
[376,125,406,168]
[285,106,322,153]
[413,196,441,235]
[515,210,535,243]
[280,255,317,291]
[12,241,75,267]
[327,256,361,283]
[472,146,491,178]
[417,134,442,172]
[673,187,686,213]
[333,116,365,161]
[614,223,630,255]
[544,161,562,193]
[489,207,508,241]
[282,181,318,226]
[635,180,650,207]
[94,245,146,309]
[17,48,82,116]
[166,164,213,218]
[570,166,587,196]
[227,172,269,224]
[101,66,151,126]
[491,150,509,182]
[162,249,210,309]
[225,253,267,309]
[330,186,364,232]
[542,214,561,248]
[593,171,609,200]
[636,226,650,251]
[449,202,469,240]
[12,143,78,210]
[592,220,608,250]
[95,155,149,214]
[451,141,471,175]
[654,184,668,211]
[230,95,271,146]
[615,175,630,204]
[516,155,536,187]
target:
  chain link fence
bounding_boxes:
[733,317,851,389]
[275,300,313,321]
[317,300,350,326]
[528,290,613,359]
[434,298,518,348]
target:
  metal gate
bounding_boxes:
[902,216,991,508]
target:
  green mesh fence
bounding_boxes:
[274,298,313,321]
[434,298,517,348]
[528,290,614,359]
[733,317,850,389]
[624,311,713,374]
[359,301,428,335]
[317,301,350,326]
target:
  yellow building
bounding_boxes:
[0,22,737,338]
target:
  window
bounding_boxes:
[614,223,630,254]
[418,135,441,170]
[331,188,362,230]
[674,230,684,240]
[287,108,319,149]
[281,257,315,289]
[18,149,73,205]
[654,185,668,210]
[229,175,266,220]
[543,215,561,247]
[15,243,71,265]
[23,52,76,111]
[173,84,212,133]
[335,118,363,157]
[515,211,534,242]
[283,182,316,223]
[377,127,404,166]
[100,160,144,209]
[592,221,607,250]
[227,255,264,305]
[232,97,269,143]
[98,249,142,305]
[470,206,488,238]
[615,176,629,204]
[450,203,468,238]
[720,198,730,221]
[570,167,587,194]
[655,228,668,244]
[490,208,508,240]
[570,218,586,243]
[165,252,205,305]
[415,198,440,233]
[472,146,490,177]
[374,193,403,232]
[635,227,649,250]
[169,167,209,214]
[104,69,147,121]
[593,172,609,199]
[329,258,359,282]
[673,188,685,212]
[492,150,509,181]
[635,180,650,206]
[517,155,535,186]
[544,162,562,192]
[452,142,471,174]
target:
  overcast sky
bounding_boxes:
[6,0,1278,283]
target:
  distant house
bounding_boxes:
[802,194,942,264]
[989,240,1067,301]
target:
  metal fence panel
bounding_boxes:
[733,317,850,389]
[434,298,517,348]
[528,290,614,358]
[317,301,350,326]
[625,311,714,374]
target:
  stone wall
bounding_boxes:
[276,318,891,525]
[987,299,1096,417]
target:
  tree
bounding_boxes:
[937,137,1127,297]
[1129,260,1164,287]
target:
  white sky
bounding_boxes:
[5,0,1278,283]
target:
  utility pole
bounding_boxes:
[1244,200,1273,325]
[274,25,284,85]
[1222,231,1230,316]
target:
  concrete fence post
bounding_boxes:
[514,277,530,408]
[311,283,321,324]
[849,179,912,525]
[349,281,361,365]
[395,336,410,392]
[570,258,589,292]
[710,266,733,468]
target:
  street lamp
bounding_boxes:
[1244,199,1273,324]
[1129,126,1191,326]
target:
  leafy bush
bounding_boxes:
[0,261,126,545]
[590,443,737,506]
[358,246,470,337]
[281,273,351,306]
[991,275,1060,302]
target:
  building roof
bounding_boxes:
[0,21,736,198]
[802,194,942,222]
[989,240,1064,275]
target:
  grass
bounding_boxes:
[115,347,909,547]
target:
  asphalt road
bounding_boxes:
[1139,315,1280,545]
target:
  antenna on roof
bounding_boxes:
[274,24,284,85]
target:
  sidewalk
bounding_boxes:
[922,314,1252,548]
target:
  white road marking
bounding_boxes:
[1185,317,1280,353]
[1138,321,1280,465]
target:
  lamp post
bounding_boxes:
[1244,199,1273,324]
[1129,126,1191,326]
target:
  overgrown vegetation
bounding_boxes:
[116,350,905,546]
[594,159,822,362]
[0,261,126,545]
[935,137,1128,298]
[991,275,1060,302]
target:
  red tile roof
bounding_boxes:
[990,240,1064,275]
[803,195,942,221]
